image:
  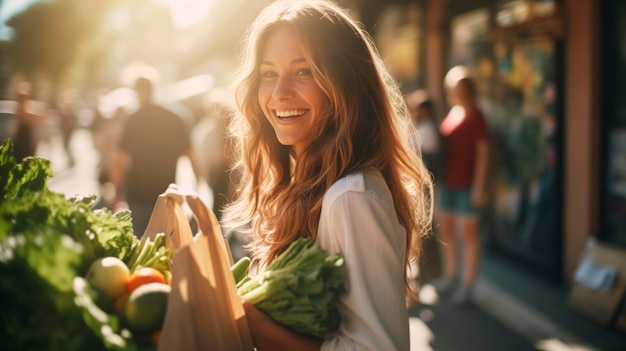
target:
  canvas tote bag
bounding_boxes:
[141,185,253,351]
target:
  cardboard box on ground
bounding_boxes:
[567,237,626,332]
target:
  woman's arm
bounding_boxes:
[243,301,323,351]
[318,172,410,351]
[471,138,489,207]
[110,150,130,210]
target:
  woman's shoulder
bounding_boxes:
[323,168,388,204]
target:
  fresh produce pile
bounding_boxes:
[0,138,346,349]
[0,139,171,351]
[237,237,345,339]
[74,232,173,350]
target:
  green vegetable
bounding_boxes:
[0,139,142,350]
[237,237,345,339]
[231,256,251,283]
[73,277,137,350]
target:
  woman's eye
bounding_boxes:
[261,70,277,78]
[296,68,312,76]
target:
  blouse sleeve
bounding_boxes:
[318,172,409,351]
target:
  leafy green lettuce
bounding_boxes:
[0,139,140,351]
[237,237,345,339]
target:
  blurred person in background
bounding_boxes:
[191,90,247,259]
[191,88,235,221]
[434,66,489,306]
[405,89,444,288]
[93,106,127,207]
[57,90,78,168]
[406,89,444,182]
[111,77,203,236]
[11,82,37,161]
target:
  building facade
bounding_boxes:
[367,0,622,283]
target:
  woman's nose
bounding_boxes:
[272,75,294,100]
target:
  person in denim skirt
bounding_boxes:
[433,66,490,306]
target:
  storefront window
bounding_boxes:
[495,0,556,28]
[485,35,560,272]
[374,4,424,93]
[450,8,490,63]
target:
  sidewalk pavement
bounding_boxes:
[408,283,538,351]
[476,251,626,351]
[43,128,626,351]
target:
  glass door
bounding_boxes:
[484,33,562,275]
[600,0,626,247]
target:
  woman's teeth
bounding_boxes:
[275,110,307,118]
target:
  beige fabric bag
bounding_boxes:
[141,186,253,351]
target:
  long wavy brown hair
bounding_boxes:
[224,0,434,300]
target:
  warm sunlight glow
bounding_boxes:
[154,0,216,29]
[535,338,598,351]
[409,317,434,351]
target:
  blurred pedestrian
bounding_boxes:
[405,89,445,288]
[406,89,444,181]
[93,106,127,206]
[111,77,203,236]
[434,66,490,306]
[11,82,37,161]
[192,89,235,220]
[57,90,78,168]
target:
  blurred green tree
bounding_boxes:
[0,40,12,98]
[4,0,124,104]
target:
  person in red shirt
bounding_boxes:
[434,66,489,306]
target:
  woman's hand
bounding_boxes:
[471,187,485,208]
[243,299,274,329]
[242,300,323,351]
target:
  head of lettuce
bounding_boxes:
[0,139,139,350]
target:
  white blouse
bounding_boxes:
[318,169,409,351]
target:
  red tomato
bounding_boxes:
[126,267,166,294]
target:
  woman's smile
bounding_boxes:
[273,109,310,123]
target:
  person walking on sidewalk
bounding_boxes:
[405,89,444,182]
[434,66,490,306]
[111,77,203,236]
[11,82,37,161]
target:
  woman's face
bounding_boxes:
[446,84,462,106]
[448,79,472,106]
[257,24,328,156]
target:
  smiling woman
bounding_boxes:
[224,1,435,350]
